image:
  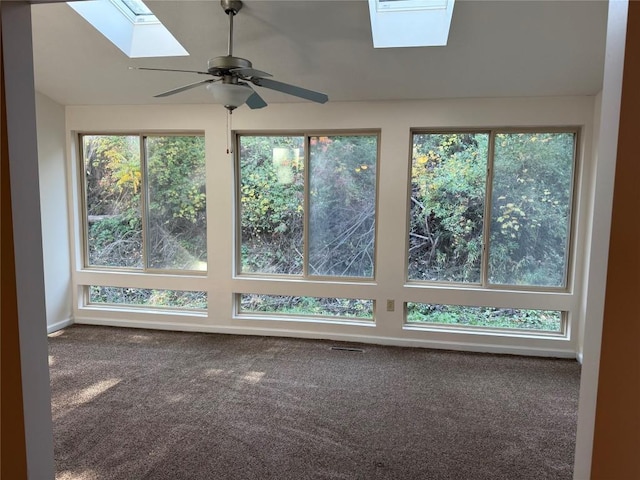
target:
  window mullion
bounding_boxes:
[481,131,496,288]
[79,134,91,269]
[140,134,150,271]
[234,133,242,277]
[303,135,310,278]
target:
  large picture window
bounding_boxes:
[409,130,576,288]
[237,133,378,279]
[81,134,207,272]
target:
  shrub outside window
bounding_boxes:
[81,134,207,272]
[88,286,207,310]
[237,133,378,279]
[409,130,576,289]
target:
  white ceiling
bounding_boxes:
[31,0,608,107]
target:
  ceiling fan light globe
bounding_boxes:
[207,82,253,109]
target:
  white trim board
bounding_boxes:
[74,317,577,359]
[47,317,74,334]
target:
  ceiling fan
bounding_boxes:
[132,0,329,112]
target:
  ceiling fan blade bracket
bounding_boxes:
[229,67,273,79]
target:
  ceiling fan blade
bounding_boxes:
[154,79,215,98]
[229,67,273,79]
[130,66,211,76]
[251,77,328,104]
[245,87,268,109]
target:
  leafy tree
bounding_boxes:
[489,133,574,286]
[83,135,143,268]
[308,135,377,277]
[409,132,574,287]
[146,135,207,269]
[239,135,377,278]
[239,136,305,274]
[83,135,207,271]
[409,133,488,282]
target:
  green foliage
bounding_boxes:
[88,216,142,268]
[240,294,373,319]
[239,135,377,277]
[90,286,207,310]
[146,136,207,269]
[84,135,141,218]
[409,131,575,287]
[84,135,143,267]
[407,303,562,332]
[239,136,304,274]
[410,133,488,282]
[308,135,377,277]
[83,134,207,271]
[489,133,574,286]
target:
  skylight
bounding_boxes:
[113,0,158,24]
[368,0,455,48]
[67,0,188,58]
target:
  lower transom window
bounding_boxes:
[237,294,374,321]
[406,302,564,333]
[87,286,207,310]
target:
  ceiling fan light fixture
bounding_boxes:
[206,82,253,111]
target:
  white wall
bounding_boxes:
[66,95,596,358]
[36,91,73,332]
[2,2,56,476]
[573,2,629,477]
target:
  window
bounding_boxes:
[81,134,207,272]
[88,286,207,310]
[237,133,379,279]
[406,302,563,333]
[237,294,374,321]
[409,130,576,288]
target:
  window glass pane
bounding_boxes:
[83,135,143,268]
[146,136,207,270]
[308,135,378,277]
[409,133,489,282]
[406,303,563,332]
[239,136,305,275]
[238,294,374,320]
[120,0,153,16]
[89,286,206,310]
[489,133,575,287]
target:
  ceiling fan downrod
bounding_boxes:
[221,0,243,57]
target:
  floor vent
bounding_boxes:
[330,346,365,353]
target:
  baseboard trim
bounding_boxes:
[47,317,74,334]
[576,352,584,364]
[74,317,576,359]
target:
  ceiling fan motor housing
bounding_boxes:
[207,55,252,76]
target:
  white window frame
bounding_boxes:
[78,132,207,276]
[406,127,579,292]
[234,131,381,282]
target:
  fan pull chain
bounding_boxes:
[226,109,233,155]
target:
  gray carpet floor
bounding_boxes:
[49,325,581,480]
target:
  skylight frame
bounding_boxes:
[376,0,448,13]
[368,0,456,48]
[111,0,159,25]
